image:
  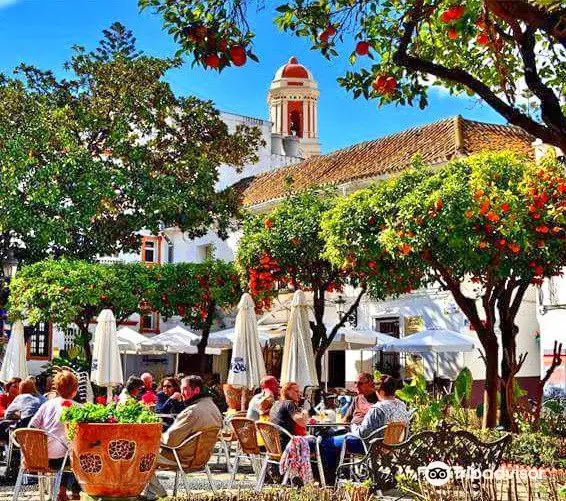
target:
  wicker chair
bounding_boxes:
[11,428,68,501]
[336,421,408,485]
[229,418,262,487]
[156,426,220,496]
[255,421,326,491]
[216,410,247,472]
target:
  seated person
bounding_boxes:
[343,373,378,430]
[144,375,222,499]
[29,370,81,501]
[270,382,309,448]
[155,377,184,415]
[118,376,144,404]
[0,378,21,419]
[5,377,46,428]
[247,375,279,421]
[321,375,409,484]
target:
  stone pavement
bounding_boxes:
[0,460,411,500]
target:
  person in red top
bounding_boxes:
[0,378,21,418]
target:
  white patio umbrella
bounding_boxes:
[280,290,318,390]
[379,329,476,353]
[208,325,286,348]
[0,321,28,382]
[91,309,123,401]
[116,327,148,353]
[378,328,476,378]
[227,293,266,390]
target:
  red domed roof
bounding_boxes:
[280,56,309,79]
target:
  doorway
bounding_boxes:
[373,317,401,378]
[327,350,346,388]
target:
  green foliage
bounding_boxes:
[237,187,344,309]
[146,259,241,331]
[141,1,566,151]
[505,431,564,468]
[0,23,263,264]
[62,400,160,439]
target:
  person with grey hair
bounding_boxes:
[143,375,222,499]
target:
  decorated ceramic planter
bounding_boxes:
[69,422,162,498]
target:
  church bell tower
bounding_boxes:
[267,56,320,159]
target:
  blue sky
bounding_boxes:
[0,0,504,153]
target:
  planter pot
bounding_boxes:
[69,422,162,498]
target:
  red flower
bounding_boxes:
[142,392,157,404]
[95,396,107,405]
[61,400,73,408]
[500,203,510,212]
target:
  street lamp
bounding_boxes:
[334,295,346,321]
[2,250,18,279]
[0,250,18,336]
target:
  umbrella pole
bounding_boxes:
[107,385,113,403]
[175,353,179,376]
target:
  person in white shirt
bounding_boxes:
[29,370,80,501]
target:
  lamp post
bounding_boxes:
[0,250,18,337]
[334,295,346,321]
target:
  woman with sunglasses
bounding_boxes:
[155,377,184,415]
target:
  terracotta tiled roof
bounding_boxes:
[241,116,534,207]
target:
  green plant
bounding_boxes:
[61,400,160,440]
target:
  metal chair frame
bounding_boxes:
[336,421,408,486]
[158,430,217,497]
[11,428,69,501]
[255,421,326,491]
[228,417,262,488]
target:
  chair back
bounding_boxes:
[383,421,407,445]
[230,418,260,455]
[256,421,284,459]
[12,428,51,472]
[178,426,221,471]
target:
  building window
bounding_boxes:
[140,312,160,333]
[141,236,161,264]
[197,244,214,262]
[26,323,51,360]
[64,326,79,352]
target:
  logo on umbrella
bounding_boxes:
[230,357,247,374]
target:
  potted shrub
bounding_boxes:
[61,399,162,498]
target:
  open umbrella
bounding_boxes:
[0,321,28,382]
[227,293,266,390]
[91,309,123,401]
[116,327,148,353]
[280,290,318,390]
[378,328,476,378]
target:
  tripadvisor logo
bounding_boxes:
[422,461,451,486]
[419,461,544,485]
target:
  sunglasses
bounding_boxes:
[162,384,173,388]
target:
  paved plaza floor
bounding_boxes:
[0,460,411,500]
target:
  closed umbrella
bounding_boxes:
[227,293,266,390]
[280,290,318,390]
[0,321,28,382]
[91,309,123,401]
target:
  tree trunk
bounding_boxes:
[197,300,216,375]
[483,342,500,428]
[77,324,92,367]
[499,325,517,429]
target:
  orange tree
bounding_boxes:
[236,188,367,377]
[146,260,241,373]
[321,151,566,428]
[8,260,152,364]
[141,1,566,152]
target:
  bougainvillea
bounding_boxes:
[322,151,566,428]
[141,1,566,152]
[237,188,364,375]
